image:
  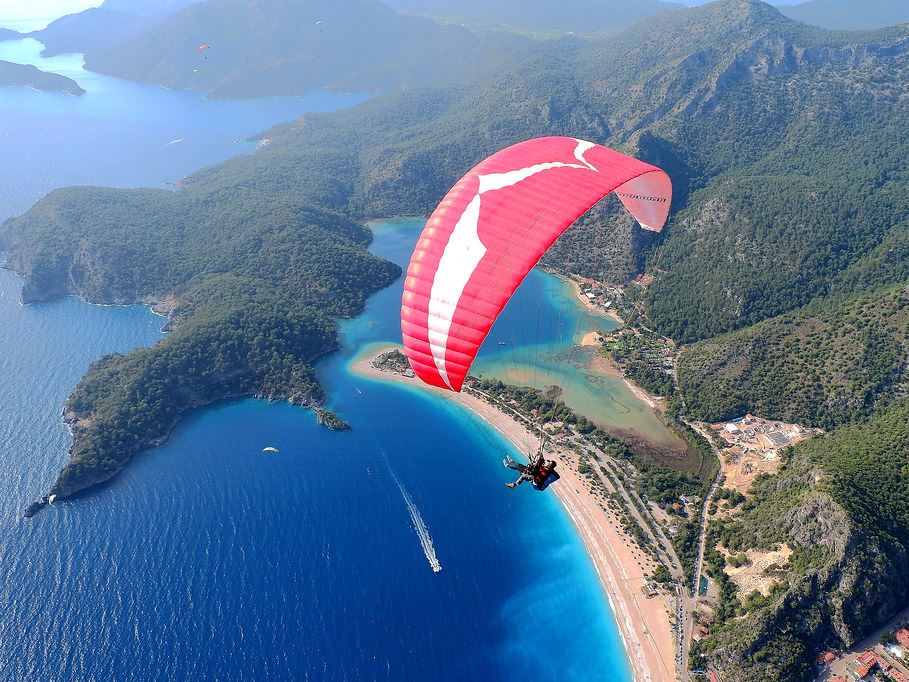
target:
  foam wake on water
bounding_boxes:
[393,476,442,573]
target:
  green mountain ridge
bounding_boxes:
[82,0,527,98]
[678,284,909,428]
[0,59,85,95]
[23,0,197,57]
[2,2,908,677]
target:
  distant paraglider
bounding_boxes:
[262,446,279,453]
[197,43,211,52]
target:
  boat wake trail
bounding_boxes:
[394,477,442,573]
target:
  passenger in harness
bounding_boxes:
[503,451,560,491]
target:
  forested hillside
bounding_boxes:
[2,188,399,505]
[678,284,909,428]
[693,399,909,681]
[4,3,909,673]
[28,0,196,57]
[0,60,85,95]
[83,0,526,98]
[190,0,909,329]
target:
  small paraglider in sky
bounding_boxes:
[314,20,324,27]
[262,446,279,453]
[192,69,199,76]
[198,43,211,52]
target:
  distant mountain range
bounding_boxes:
[6,0,908,92]
[779,0,909,30]
[82,0,527,97]
[381,0,686,31]
[2,1,908,680]
[28,0,198,56]
[380,0,909,32]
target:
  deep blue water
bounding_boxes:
[0,38,369,221]
[0,18,633,681]
[0,219,633,681]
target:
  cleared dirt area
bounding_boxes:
[724,544,793,597]
[710,416,818,495]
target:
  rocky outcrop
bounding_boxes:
[705,462,909,681]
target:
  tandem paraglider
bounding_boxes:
[399,136,672,493]
[503,451,560,491]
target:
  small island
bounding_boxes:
[315,408,350,431]
[0,60,85,96]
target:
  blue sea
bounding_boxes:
[0,16,634,681]
[0,38,369,221]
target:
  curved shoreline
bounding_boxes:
[352,347,677,682]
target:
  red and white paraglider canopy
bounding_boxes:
[401,136,672,392]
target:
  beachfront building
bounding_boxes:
[845,650,909,681]
[897,627,909,650]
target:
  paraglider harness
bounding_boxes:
[505,441,560,491]
[530,452,560,491]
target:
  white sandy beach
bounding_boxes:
[353,349,677,682]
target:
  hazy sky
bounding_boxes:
[0,0,102,31]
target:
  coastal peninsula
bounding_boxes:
[0,60,85,96]
[4,1,909,677]
[2,193,400,516]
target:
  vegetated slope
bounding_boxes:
[0,59,85,95]
[638,19,909,341]
[780,0,909,31]
[30,0,197,57]
[383,0,684,32]
[692,399,909,681]
[3,0,908,524]
[5,0,908,393]
[184,0,909,312]
[29,1,190,57]
[1,188,399,502]
[677,284,909,429]
[30,7,136,56]
[83,0,526,98]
